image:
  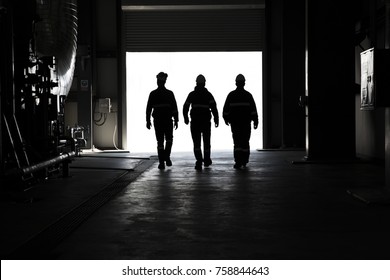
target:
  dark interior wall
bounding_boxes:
[305,0,356,160]
[93,0,121,149]
[66,0,121,150]
[263,0,305,149]
[386,0,390,189]
[387,107,390,188]
[263,0,282,148]
[281,0,305,148]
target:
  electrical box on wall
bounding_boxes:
[98,98,111,113]
[360,48,390,110]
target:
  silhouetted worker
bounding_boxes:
[146,72,179,169]
[183,74,219,170]
[223,74,258,169]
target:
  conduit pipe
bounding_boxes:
[21,151,75,177]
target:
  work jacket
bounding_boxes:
[223,87,258,124]
[183,86,219,123]
[146,86,178,122]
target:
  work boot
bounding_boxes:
[204,158,212,167]
[195,160,203,171]
[204,150,212,167]
[165,141,173,166]
[157,146,165,170]
[193,147,203,170]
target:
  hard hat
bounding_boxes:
[156,72,168,81]
[196,74,206,83]
[235,74,246,82]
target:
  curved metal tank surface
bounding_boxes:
[35,0,78,96]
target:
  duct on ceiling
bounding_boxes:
[35,0,78,96]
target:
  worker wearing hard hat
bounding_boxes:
[146,72,179,169]
[183,74,219,170]
[223,74,258,169]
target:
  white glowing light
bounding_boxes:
[126,52,263,153]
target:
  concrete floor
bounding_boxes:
[1,150,390,260]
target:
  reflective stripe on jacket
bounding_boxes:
[183,86,219,123]
[223,88,258,123]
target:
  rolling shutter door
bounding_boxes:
[123,7,264,52]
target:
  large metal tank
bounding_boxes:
[34,0,78,96]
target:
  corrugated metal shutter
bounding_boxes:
[123,7,264,52]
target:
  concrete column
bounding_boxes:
[386,109,390,189]
[264,0,305,149]
[305,0,356,160]
[74,0,94,149]
[281,0,305,148]
[385,1,390,189]
[263,0,283,149]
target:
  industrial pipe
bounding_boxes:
[21,151,75,176]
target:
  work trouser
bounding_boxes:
[154,118,173,164]
[230,121,251,165]
[190,120,211,163]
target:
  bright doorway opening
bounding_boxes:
[126,52,262,153]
